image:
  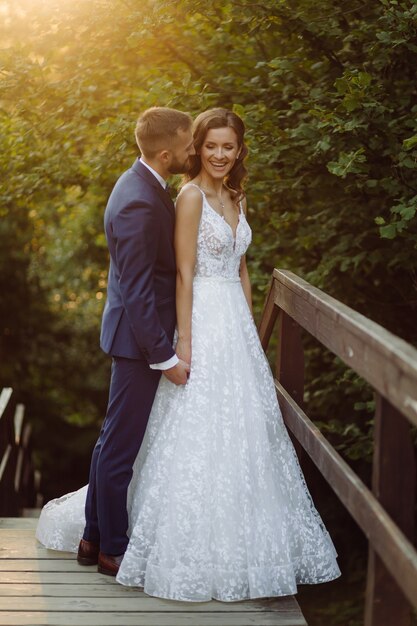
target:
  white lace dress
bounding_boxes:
[36,185,341,601]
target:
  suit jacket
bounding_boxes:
[100,159,177,363]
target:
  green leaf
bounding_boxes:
[403,135,417,151]
[379,224,397,239]
[327,149,367,178]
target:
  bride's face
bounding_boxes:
[199,127,240,180]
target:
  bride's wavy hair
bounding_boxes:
[184,108,248,203]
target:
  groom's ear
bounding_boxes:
[158,149,170,164]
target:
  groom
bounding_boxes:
[77,107,195,576]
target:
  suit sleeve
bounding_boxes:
[113,200,175,364]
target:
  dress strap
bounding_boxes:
[181,183,206,197]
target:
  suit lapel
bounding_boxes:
[131,159,175,218]
[154,180,176,216]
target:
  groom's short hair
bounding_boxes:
[135,107,192,158]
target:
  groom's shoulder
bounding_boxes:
[113,161,145,191]
[112,168,139,194]
[107,163,154,207]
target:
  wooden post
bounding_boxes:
[276,310,306,464]
[0,388,16,516]
[258,278,279,352]
[276,310,305,407]
[364,394,416,626]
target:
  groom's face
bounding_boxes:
[167,127,195,175]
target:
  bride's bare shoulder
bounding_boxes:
[177,182,203,200]
[176,183,204,213]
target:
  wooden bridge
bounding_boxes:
[1,269,416,625]
[0,514,305,626]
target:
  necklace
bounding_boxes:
[202,185,225,214]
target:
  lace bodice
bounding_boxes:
[181,184,252,280]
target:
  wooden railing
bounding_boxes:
[259,269,417,626]
[0,387,41,516]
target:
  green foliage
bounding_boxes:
[1,0,417,496]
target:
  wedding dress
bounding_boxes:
[36,185,340,601]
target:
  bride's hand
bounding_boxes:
[176,338,191,367]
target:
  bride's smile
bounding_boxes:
[200,126,240,180]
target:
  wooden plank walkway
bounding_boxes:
[0,518,307,626]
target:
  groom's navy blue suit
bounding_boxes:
[83,158,177,555]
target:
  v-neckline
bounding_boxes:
[184,183,243,243]
[201,191,241,241]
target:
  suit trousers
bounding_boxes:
[83,356,161,555]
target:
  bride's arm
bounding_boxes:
[174,186,203,366]
[239,197,253,315]
[240,256,253,315]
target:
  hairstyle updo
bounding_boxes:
[184,108,248,203]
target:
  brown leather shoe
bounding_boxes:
[77,539,99,566]
[98,551,124,577]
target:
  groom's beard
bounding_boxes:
[168,155,192,175]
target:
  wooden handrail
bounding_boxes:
[259,269,417,626]
[276,382,417,610]
[0,388,41,515]
[262,269,417,426]
[0,388,13,424]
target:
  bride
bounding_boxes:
[36,108,340,602]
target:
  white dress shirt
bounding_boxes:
[138,158,179,372]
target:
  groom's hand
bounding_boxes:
[163,359,190,385]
